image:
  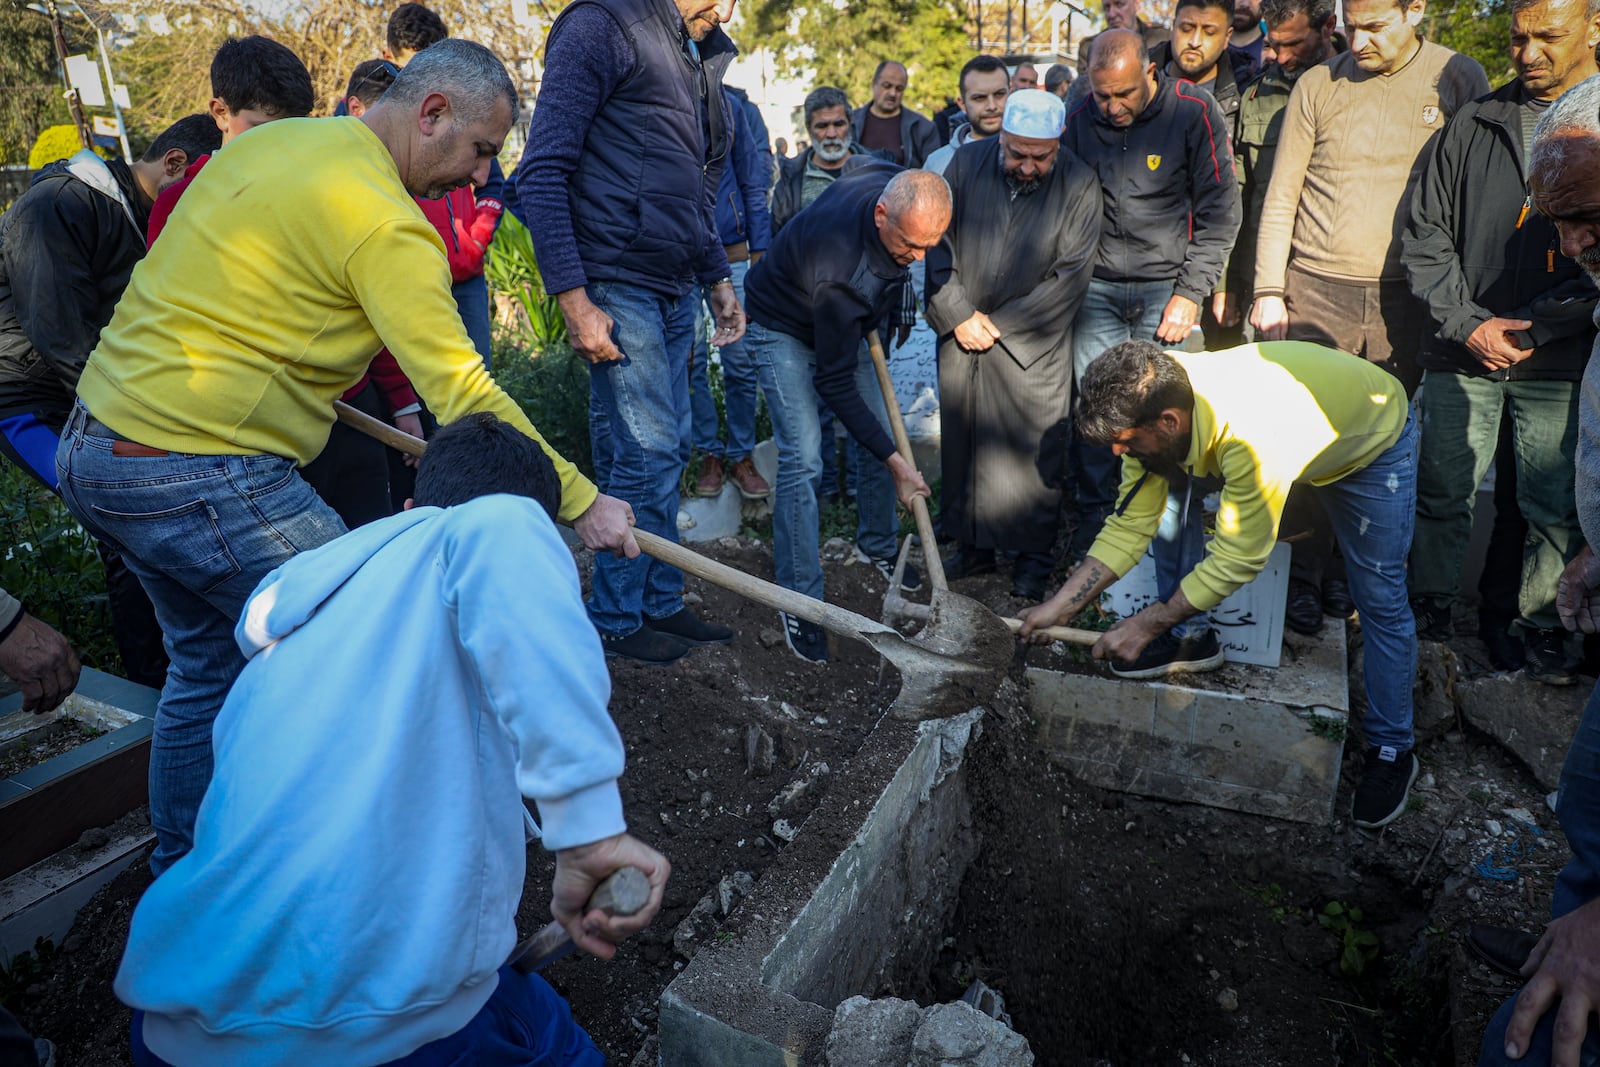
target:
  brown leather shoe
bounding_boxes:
[728,455,771,499]
[695,454,726,496]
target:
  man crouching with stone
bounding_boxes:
[742,166,947,663]
[1017,340,1422,830]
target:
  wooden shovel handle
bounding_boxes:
[865,331,946,592]
[1002,617,1102,647]
[332,402,899,644]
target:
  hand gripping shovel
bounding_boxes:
[332,401,1007,719]
[508,866,651,973]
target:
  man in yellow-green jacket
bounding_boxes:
[1017,339,1420,830]
[55,40,638,878]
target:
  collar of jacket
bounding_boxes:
[1473,78,1540,134]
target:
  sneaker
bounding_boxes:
[1321,577,1353,618]
[695,454,726,496]
[780,611,829,663]
[1412,599,1452,642]
[1478,614,1525,673]
[600,626,692,665]
[1525,627,1579,686]
[856,545,923,593]
[1351,746,1420,829]
[35,1039,55,1067]
[647,607,733,646]
[728,456,772,499]
[1285,579,1323,636]
[945,546,998,580]
[1109,629,1225,680]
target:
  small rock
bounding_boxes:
[75,827,111,851]
[698,790,713,808]
[745,724,776,777]
[779,701,804,720]
[1502,807,1537,827]
[717,537,742,551]
[1416,772,1437,792]
[1217,988,1239,1013]
[758,627,783,649]
[827,996,923,1066]
[1485,819,1504,836]
[683,590,703,606]
[1467,886,1483,903]
[717,870,756,915]
[821,537,853,561]
[671,891,721,959]
[772,818,799,842]
[910,1001,1033,1065]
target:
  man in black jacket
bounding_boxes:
[1062,29,1240,561]
[1402,0,1599,684]
[743,165,942,663]
[1149,0,1254,123]
[850,61,941,168]
[0,114,219,688]
[772,86,887,232]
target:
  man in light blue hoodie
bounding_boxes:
[117,413,669,1067]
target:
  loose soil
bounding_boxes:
[4,542,1575,1066]
[0,719,106,779]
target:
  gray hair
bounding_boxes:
[1530,74,1600,179]
[877,168,951,221]
[382,38,517,123]
[1044,63,1074,91]
[804,86,852,126]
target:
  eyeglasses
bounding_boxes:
[350,60,400,103]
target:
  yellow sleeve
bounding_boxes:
[345,217,598,522]
[1179,440,1291,610]
[1086,459,1167,578]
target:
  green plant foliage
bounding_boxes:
[491,335,594,479]
[0,463,119,671]
[484,213,568,349]
[1425,0,1513,86]
[0,0,88,168]
[1318,900,1380,979]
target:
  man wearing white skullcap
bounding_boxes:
[925,89,1103,600]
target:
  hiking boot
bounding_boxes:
[1525,627,1580,686]
[1478,614,1525,673]
[1322,577,1354,618]
[856,544,923,592]
[1351,746,1419,829]
[1412,599,1453,642]
[1110,629,1225,680]
[1285,579,1323,636]
[944,546,998,581]
[600,626,692,665]
[728,456,771,499]
[647,607,733,646]
[780,611,829,663]
[695,454,726,496]
[1464,924,1538,978]
[1011,553,1054,602]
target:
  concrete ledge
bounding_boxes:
[1027,627,1349,823]
[658,710,985,1066]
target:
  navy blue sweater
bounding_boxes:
[744,163,907,462]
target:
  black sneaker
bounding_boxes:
[646,607,733,646]
[1478,614,1525,673]
[1525,627,1579,686]
[1351,747,1420,829]
[856,545,923,593]
[600,627,691,665]
[1285,578,1323,636]
[1412,599,1452,642]
[1109,629,1225,680]
[780,612,829,663]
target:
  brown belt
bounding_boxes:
[724,241,749,264]
[84,413,169,457]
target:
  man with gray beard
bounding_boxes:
[772,87,890,232]
[1475,71,1600,1067]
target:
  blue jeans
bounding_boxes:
[687,260,760,459]
[1071,277,1174,534]
[1150,474,1213,638]
[586,281,696,635]
[748,320,898,601]
[453,274,494,371]
[55,402,346,875]
[131,968,603,1066]
[1479,680,1600,1066]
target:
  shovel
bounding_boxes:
[332,401,1006,719]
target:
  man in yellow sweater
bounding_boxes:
[54,40,637,876]
[1017,340,1422,829]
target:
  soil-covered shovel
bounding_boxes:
[863,332,1015,703]
[332,401,1004,719]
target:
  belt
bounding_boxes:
[82,412,168,457]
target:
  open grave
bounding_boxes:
[5,543,1583,1067]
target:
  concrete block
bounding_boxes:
[658,711,985,1066]
[679,440,778,543]
[1027,628,1349,823]
[910,1001,1033,1066]
[826,995,923,1065]
[1458,674,1583,791]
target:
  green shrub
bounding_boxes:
[484,214,567,348]
[492,334,594,479]
[0,463,120,671]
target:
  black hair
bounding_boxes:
[1260,0,1336,27]
[1176,0,1237,20]
[210,36,315,118]
[872,59,905,83]
[1074,341,1194,445]
[958,54,1009,96]
[413,412,561,517]
[387,2,449,54]
[140,113,221,164]
[345,58,399,104]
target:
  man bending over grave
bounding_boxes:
[1017,340,1421,830]
[117,413,668,1067]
